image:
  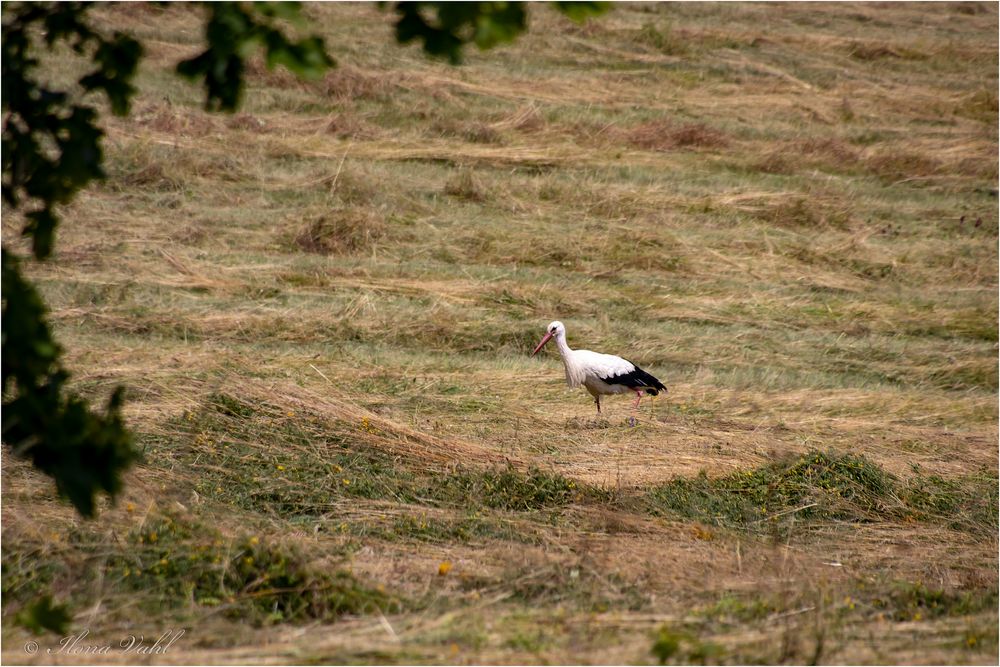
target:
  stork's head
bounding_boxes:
[531,321,565,356]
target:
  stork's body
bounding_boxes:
[532,321,666,413]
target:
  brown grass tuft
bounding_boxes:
[755,137,862,174]
[444,169,489,201]
[321,65,396,101]
[744,194,855,230]
[115,161,184,191]
[865,148,943,181]
[799,137,861,164]
[634,22,691,56]
[325,111,379,139]
[132,102,218,137]
[956,88,998,123]
[431,119,505,144]
[623,118,729,151]
[492,105,546,133]
[294,208,386,255]
[243,55,303,89]
[328,167,382,205]
[847,41,927,61]
[848,42,904,61]
[226,113,269,133]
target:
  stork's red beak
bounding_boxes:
[531,331,554,356]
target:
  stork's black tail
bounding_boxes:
[606,363,668,395]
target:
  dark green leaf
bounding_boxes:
[79,33,143,116]
[2,251,138,518]
[388,2,609,63]
[15,596,72,636]
[552,1,609,23]
[178,2,332,111]
[254,1,305,22]
[472,4,526,50]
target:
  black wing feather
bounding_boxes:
[600,362,667,395]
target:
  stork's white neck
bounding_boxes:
[553,331,585,388]
[554,331,573,356]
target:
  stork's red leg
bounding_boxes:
[595,395,601,414]
[633,391,643,409]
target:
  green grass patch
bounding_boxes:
[697,593,778,624]
[900,467,999,533]
[112,513,400,624]
[1,551,66,609]
[2,511,400,627]
[646,450,997,535]
[161,395,598,547]
[869,582,999,622]
[651,624,726,665]
[462,563,649,613]
[427,466,583,511]
[345,510,547,545]
[646,450,896,532]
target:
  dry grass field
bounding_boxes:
[2,2,998,664]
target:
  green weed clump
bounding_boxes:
[647,451,998,536]
[462,563,648,613]
[635,22,691,56]
[113,513,400,624]
[698,594,777,623]
[2,511,401,629]
[178,396,417,516]
[1,552,65,609]
[359,512,543,545]
[647,450,896,532]
[870,582,999,622]
[899,467,998,533]
[426,466,581,511]
[651,624,725,665]
[169,395,597,548]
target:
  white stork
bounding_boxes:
[531,320,667,414]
